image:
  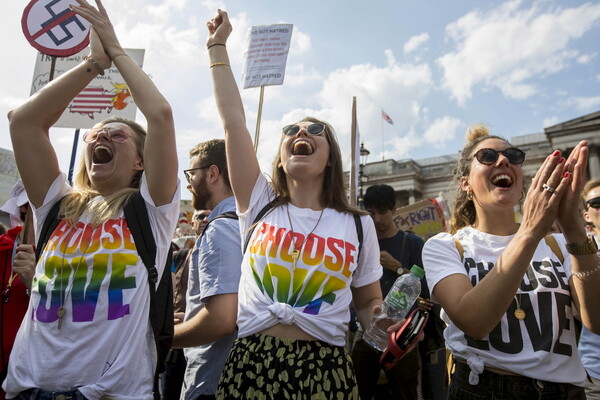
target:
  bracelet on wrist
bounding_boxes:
[82,55,105,76]
[571,260,600,280]
[210,62,230,68]
[207,43,226,50]
[566,235,598,255]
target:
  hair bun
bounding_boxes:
[466,124,489,143]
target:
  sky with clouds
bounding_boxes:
[1,0,600,200]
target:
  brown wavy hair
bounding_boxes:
[270,116,363,215]
[60,116,146,226]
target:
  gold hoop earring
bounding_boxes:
[467,191,473,201]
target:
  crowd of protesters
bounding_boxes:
[0,2,599,400]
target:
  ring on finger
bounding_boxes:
[542,183,556,193]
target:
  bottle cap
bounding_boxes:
[409,265,425,278]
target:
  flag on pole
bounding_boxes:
[381,109,394,125]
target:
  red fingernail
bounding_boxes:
[563,172,571,178]
[558,157,565,164]
[553,150,560,157]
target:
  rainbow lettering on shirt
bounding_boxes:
[34,218,139,324]
[248,222,357,314]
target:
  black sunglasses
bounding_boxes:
[587,197,600,209]
[473,148,526,165]
[183,166,210,183]
[282,123,326,136]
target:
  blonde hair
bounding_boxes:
[270,116,363,216]
[59,117,146,226]
[449,124,508,233]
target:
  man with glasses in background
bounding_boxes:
[579,179,600,400]
[172,139,242,400]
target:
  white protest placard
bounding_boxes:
[242,24,293,89]
[30,49,145,129]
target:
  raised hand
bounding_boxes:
[520,149,570,240]
[70,0,124,61]
[207,9,232,47]
[556,140,589,233]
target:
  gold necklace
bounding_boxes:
[514,293,525,320]
[286,204,325,270]
[56,224,92,330]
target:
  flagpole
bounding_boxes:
[253,86,265,153]
[381,109,384,161]
[350,97,357,207]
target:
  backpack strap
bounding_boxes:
[197,211,239,244]
[123,192,173,397]
[353,213,363,259]
[454,238,464,262]
[35,196,67,260]
[544,235,564,264]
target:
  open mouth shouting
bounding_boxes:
[92,144,114,164]
[491,174,513,188]
[292,139,314,156]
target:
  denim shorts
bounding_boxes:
[12,388,88,400]
[450,360,586,400]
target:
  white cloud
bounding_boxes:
[568,96,600,111]
[577,53,595,64]
[423,117,462,148]
[438,0,600,105]
[404,33,429,55]
[543,116,560,127]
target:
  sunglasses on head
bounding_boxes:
[282,123,326,136]
[83,127,131,144]
[587,197,600,209]
[473,147,526,165]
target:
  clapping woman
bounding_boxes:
[2,0,179,399]
[423,125,598,399]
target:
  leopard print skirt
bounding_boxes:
[216,334,359,399]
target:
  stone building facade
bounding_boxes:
[359,110,600,211]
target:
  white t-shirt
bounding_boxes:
[3,172,181,400]
[236,174,382,346]
[423,226,587,386]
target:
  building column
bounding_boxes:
[589,145,600,181]
[408,189,416,205]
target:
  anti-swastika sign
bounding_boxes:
[22,0,91,57]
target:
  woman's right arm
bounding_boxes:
[8,31,110,207]
[207,10,259,213]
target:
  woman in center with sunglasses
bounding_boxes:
[207,10,385,400]
[3,0,179,399]
[422,124,599,399]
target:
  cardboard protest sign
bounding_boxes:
[393,196,450,238]
[242,24,293,89]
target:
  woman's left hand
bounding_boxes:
[556,140,589,233]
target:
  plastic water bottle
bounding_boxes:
[363,265,425,352]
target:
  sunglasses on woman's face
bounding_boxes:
[282,123,326,136]
[587,197,600,209]
[473,147,526,165]
[83,127,131,144]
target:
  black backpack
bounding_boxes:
[35,192,173,399]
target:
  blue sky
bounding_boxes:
[2,0,600,199]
